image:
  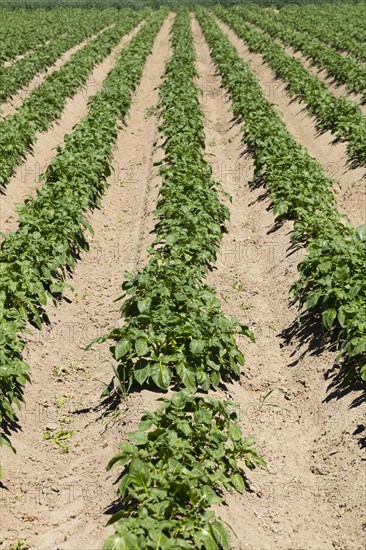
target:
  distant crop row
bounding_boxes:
[0,8,100,63]
[233,4,366,101]
[215,7,366,167]
[0,10,146,190]
[0,9,116,104]
[276,3,366,62]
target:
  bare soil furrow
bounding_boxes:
[0,16,172,550]
[0,23,142,237]
[215,17,366,229]
[193,15,365,550]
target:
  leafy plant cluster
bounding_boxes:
[103,11,263,548]
[196,10,366,385]
[277,3,366,63]
[0,9,166,451]
[105,391,264,549]
[233,4,366,101]
[0,9,117,104]
[215,6,366,166]
[0,9,147,190]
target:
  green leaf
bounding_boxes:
[230,472,245,493]
[128,430,148,446]
[190,339,205,354]
[134,360,151,385]
[211,521,230,550]
[114,339,130,360]
[360,364,366,382]
[228,422,242,442]
[178,365,196,390]
[135,338,149,356]
[151,362,171,389]
[137,298,151,313]
[104,533,139,550]
[322,308,337,330]
[195,528,219,550]
[128,458,150,490]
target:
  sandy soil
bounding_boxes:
[0,25,112,119]
[215,18,366,229]
[0,12,365,550]
[193,16,365,550]
[0,23,142,236]
[0,16,172,550]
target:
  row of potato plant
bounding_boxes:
[234,4,366,101]
[0,10,166,456]
[196,10,366,386]
[0,9,116,103]
[102,11,264,550]
[0,9,147,190]
[276,4,365,62]
[0,8,83,63]
[215,6,366,167]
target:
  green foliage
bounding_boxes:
[0,10,166,450]
[105,390,265,549]
[99,9,254,396]
[216,6,366,166]
[197,9,366,385]
[233,4,366,100]
[0,9,118,103]
[277,3,366,62]
[103,12,263,548]
[0,9,147,190]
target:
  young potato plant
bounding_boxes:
[105,391,265,550]
[197,10,366,385]
[277,4,366,62]
[0,9,119,104]
[0,11,167,452]
[215,6,366,167]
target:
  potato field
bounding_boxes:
[0,1,365,549]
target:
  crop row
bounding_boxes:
[0,9,116,104]
[196,10,366,386]
[215,7,366,167]
[0,8,89,63]
[277,4,366,62]
[0,10,146,191]
[0,10,166,456]
[233,5,366,101]
[101,11,264,549]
